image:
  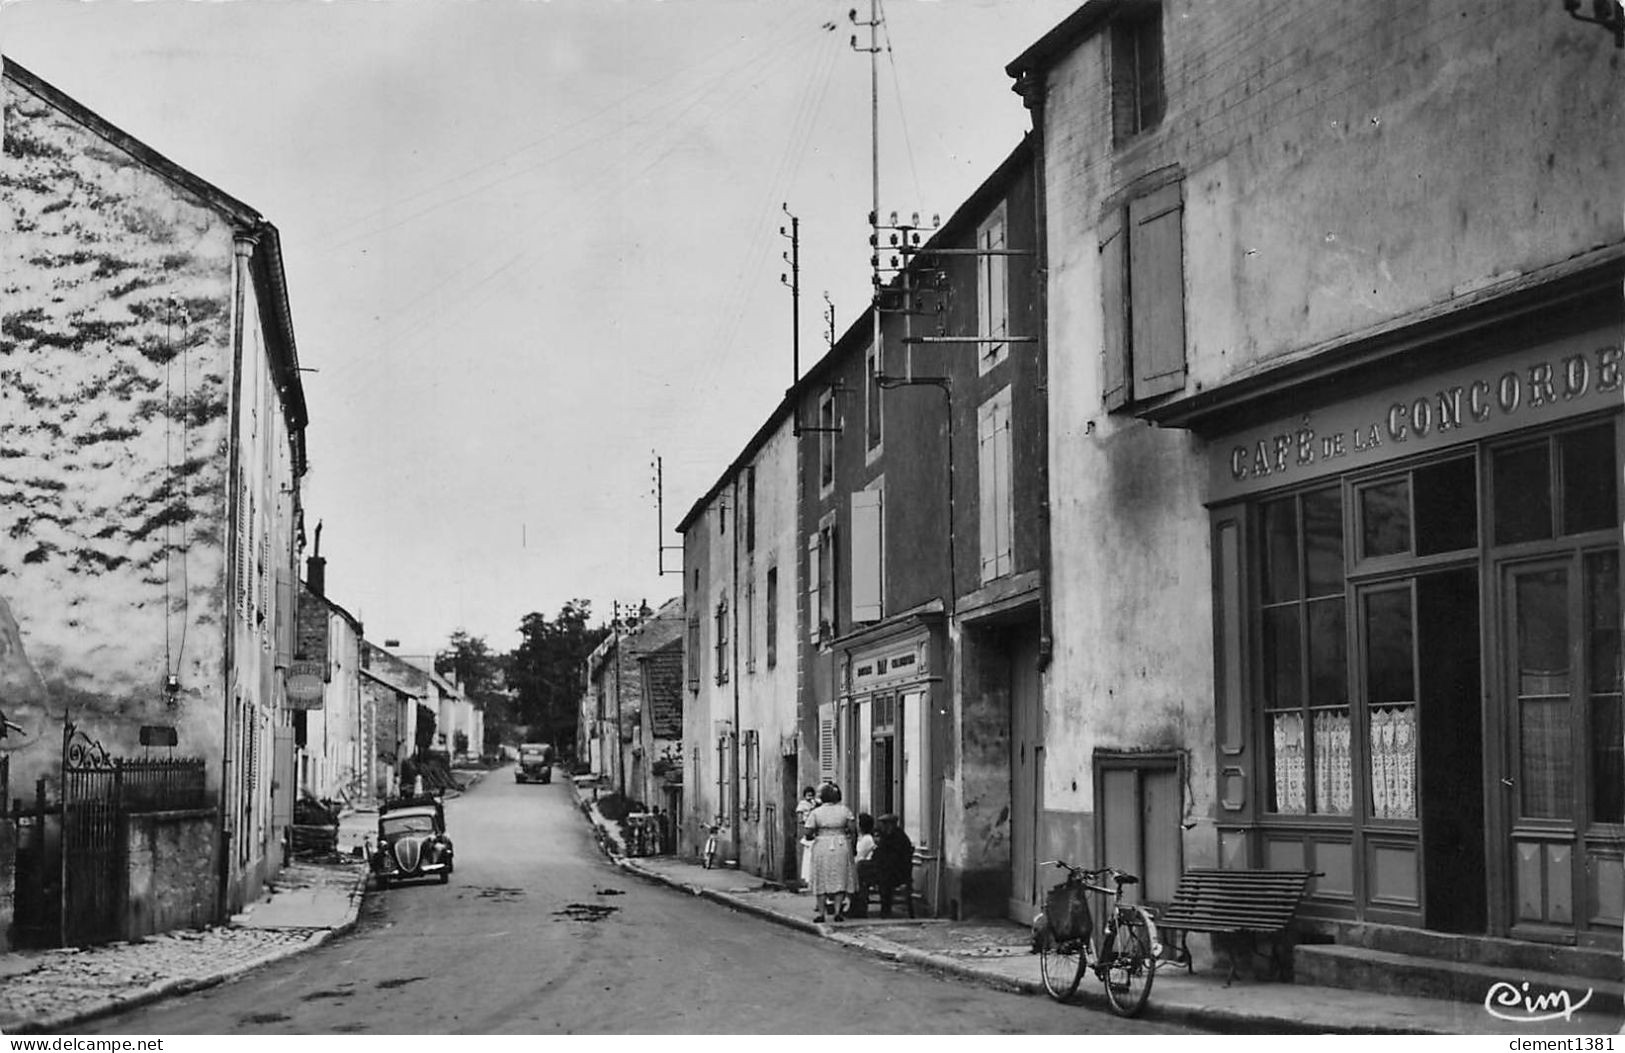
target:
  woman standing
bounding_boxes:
[803,782,857,922]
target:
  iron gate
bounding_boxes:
[57,722,208,946]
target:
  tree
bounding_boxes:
[509,599,608,754]
[436,630,513,756]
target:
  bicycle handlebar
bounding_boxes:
[1040,859,1140,887]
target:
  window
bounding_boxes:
[686,614,700,691]
[1260,486,1349,815]
[1111,2,1164,145]
[819,388,837,491]
[978,388,1014,582]
[978,204,1009,374]
[743,730,761,821]
[866,342,884,453]
[810,518,838,643]
[714,599,729,685]
[765,566,779,669]
[744,578,756,673]
[851,482,884,623]
[745,468,756,554]
[1101,180,1186,410]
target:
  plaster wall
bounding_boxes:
[123,809,218,939]
[0,76,239,801]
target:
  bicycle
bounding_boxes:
[1031,859,1161,1017]
[701,820,721,869]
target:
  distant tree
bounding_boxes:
[437,629,516,757]
[415,703,437,757]
[509,599,608,753]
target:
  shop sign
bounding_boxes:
[284,660,327,709]
[1211,334,1621,501]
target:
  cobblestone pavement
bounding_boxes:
[0,857,367,1034]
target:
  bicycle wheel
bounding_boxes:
[1037,921,1088,1002]
[1101,907,1158,1017]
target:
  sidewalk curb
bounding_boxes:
[566,779,1448,1036]
[11,866,370,1035]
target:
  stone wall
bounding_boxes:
[123,810,218,939]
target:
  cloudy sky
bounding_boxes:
[2,0,1079,655]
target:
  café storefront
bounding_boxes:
[1193,294,1622,949]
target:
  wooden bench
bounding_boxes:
[1156,868,1318,984]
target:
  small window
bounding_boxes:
[819,389,837,491]
[765,566,779,669]
[1111,3,1165,145]
[714,600,730,685]
[866,343,883,452]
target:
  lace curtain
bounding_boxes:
[1369,706,1417,820]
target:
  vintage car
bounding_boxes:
[368,794,454,886]
[515,742,553,784]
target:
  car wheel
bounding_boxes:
[439,871,449,885]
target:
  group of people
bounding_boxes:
[795,783,914,923]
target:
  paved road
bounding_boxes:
[84,772,1202,1034]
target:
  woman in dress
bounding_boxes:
[803,782,857,922]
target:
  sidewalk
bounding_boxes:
[575,783,1618,1035]
[0,800,396,1036]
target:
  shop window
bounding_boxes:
[871,694,898,818]
[1357,455,1478,564]
[1493,423,1617,546]
[1514,568,1572,819]
[1100,181,1186,410]
[1260,486,1350,816]
[1363,586,1418,820]
[1586,550,1622,825]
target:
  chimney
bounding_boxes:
[306,520,326,595]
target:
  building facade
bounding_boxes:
[680,415,800,876]
[1009,0,1622,950]
[1,60,310,918]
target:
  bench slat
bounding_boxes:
[1158,868,1315,937]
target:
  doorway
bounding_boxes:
[1008,633,1042,922]
[1417,567,1486,934]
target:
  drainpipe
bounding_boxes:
[1016,74,1054,670]
[218,232,255,919]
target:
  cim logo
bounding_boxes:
[1483,980,1594,1023]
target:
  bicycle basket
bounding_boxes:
[1045,882,1092,943]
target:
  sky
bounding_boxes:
[1,0,1079,657]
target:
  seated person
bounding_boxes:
[851,813,877,917]
[873,813,915,918]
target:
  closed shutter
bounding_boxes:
[978,390,1013,582]
[275,565,293,670]
[1099,209,1129,410]
[850,489,883,624]
[818,703,837,783]
[1129,182,1186,398]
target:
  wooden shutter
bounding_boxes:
[1099,209,1129,410]
[1129,182,1186,398]
[978,400,999,582]
[979,207,1009,370]
[978,391,1013,582]
[818,706,837,783]
[274,565,293,670]
[850,489,883,624]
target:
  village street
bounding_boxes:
[71,773,1202,1036]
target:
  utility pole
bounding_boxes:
[652,453,682,575]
